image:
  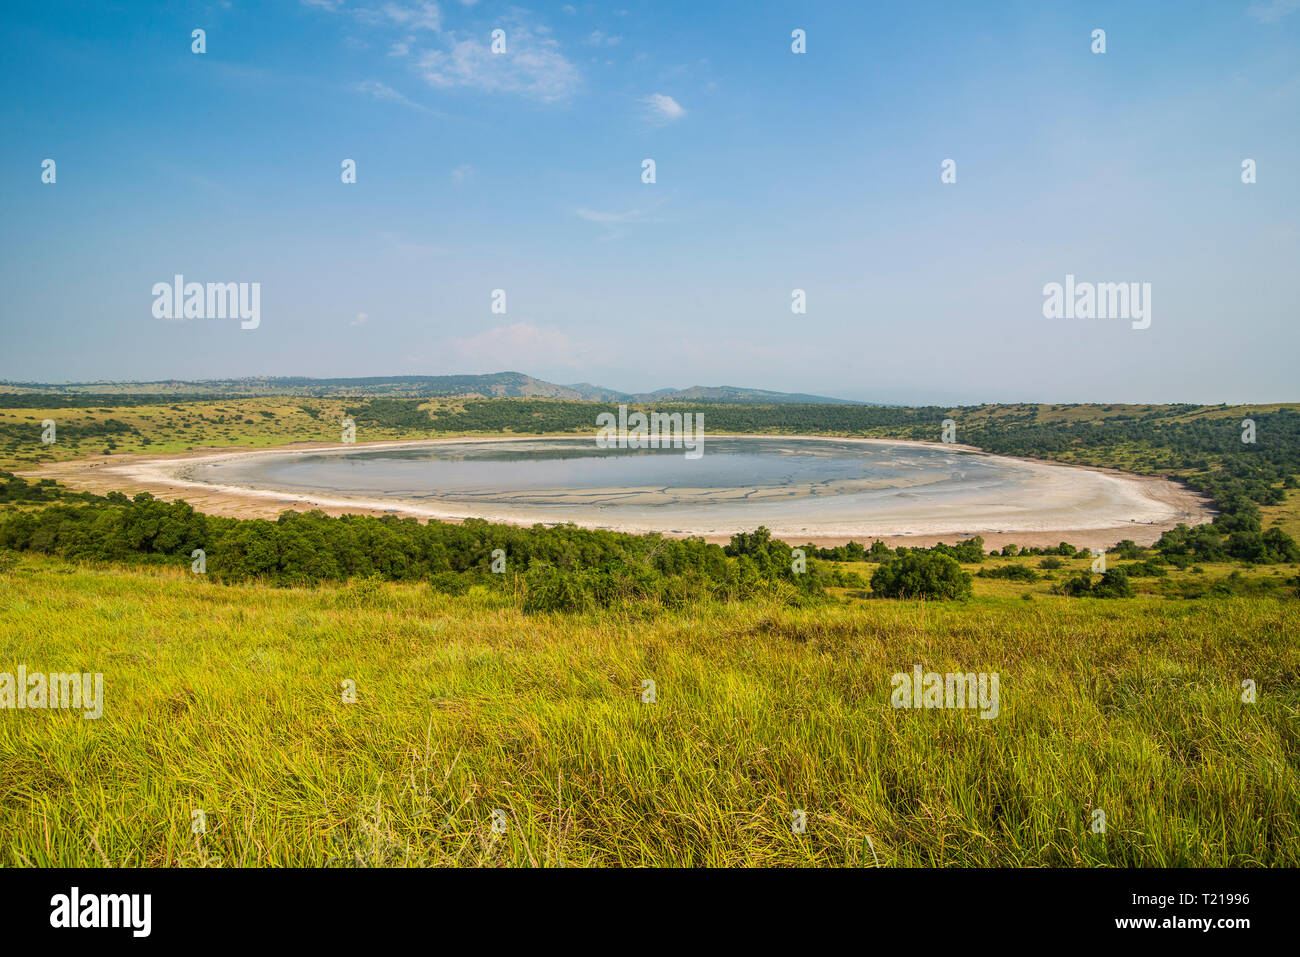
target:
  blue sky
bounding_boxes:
[1,0,1297,403]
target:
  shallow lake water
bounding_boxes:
[177,436,1160,538]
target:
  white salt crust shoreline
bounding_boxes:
[28,434,1213,550]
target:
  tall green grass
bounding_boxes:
[1,555,1296,866]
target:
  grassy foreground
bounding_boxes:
[1,554,1296,867]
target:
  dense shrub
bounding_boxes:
[897,536,986,564]
[523,567,593,613]
[1055,574,1094,597]
[1157,522,1300,565]
[1119,561,1168,578]
[870,552,972,600]
[1054,569,1134,598]
[429,570,474,596]
[1110,539,1145,560]
[1092,568,1135,598]
[978,563,1039,582]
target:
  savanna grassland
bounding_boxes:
[1,393,1298,867]
[1,554,1296,867]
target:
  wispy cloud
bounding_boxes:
[348,2,441,31]
[1248,0,1300,22]
[451,321,589,368]
[451,163,474,183]
[148,159,238,199]
[304,2,580,104]
[642,92,685,123]
[377,1,442,31]
[354,79,435,113]
[585,30,622,47]
[574,203,665,241]
[419,17,580,101]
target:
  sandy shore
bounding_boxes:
[16,435,1214,551]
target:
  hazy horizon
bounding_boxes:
[1,367,1297,409]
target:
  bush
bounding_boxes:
[660,571,714,608]
[870,552,972,600]
[1119,561,1167,578]
[1110,539,1144,560]
[1038,556,1065,570]
[429,570,473,596]
[1092,569,1135,598]
[978,563,1039,582]
[336,574,387,608]
[523,567,592,613]
[1055,569,1134,598]
[1055,574,1093,597]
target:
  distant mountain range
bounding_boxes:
[0,372,861,405]
[559,380,856,405]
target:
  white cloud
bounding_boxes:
[642,92,684,123]
[376,2,442,31]
[354,79,433,112]
[1248,0,1300,22]
[451,164,474,183]
[309,1,440,32]
[574,203,665,241]
[585,30,622,47]
[352,312,369,326]
[307,3,580,103]
[451,322,589,368]
[419,19,580,101]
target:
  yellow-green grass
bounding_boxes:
[0,396,626,471]
[0,399,350,467]
[0,396,611,471]
[830,554,1299,603]
[1262,489,1300,543]
[1,555,1296,867]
